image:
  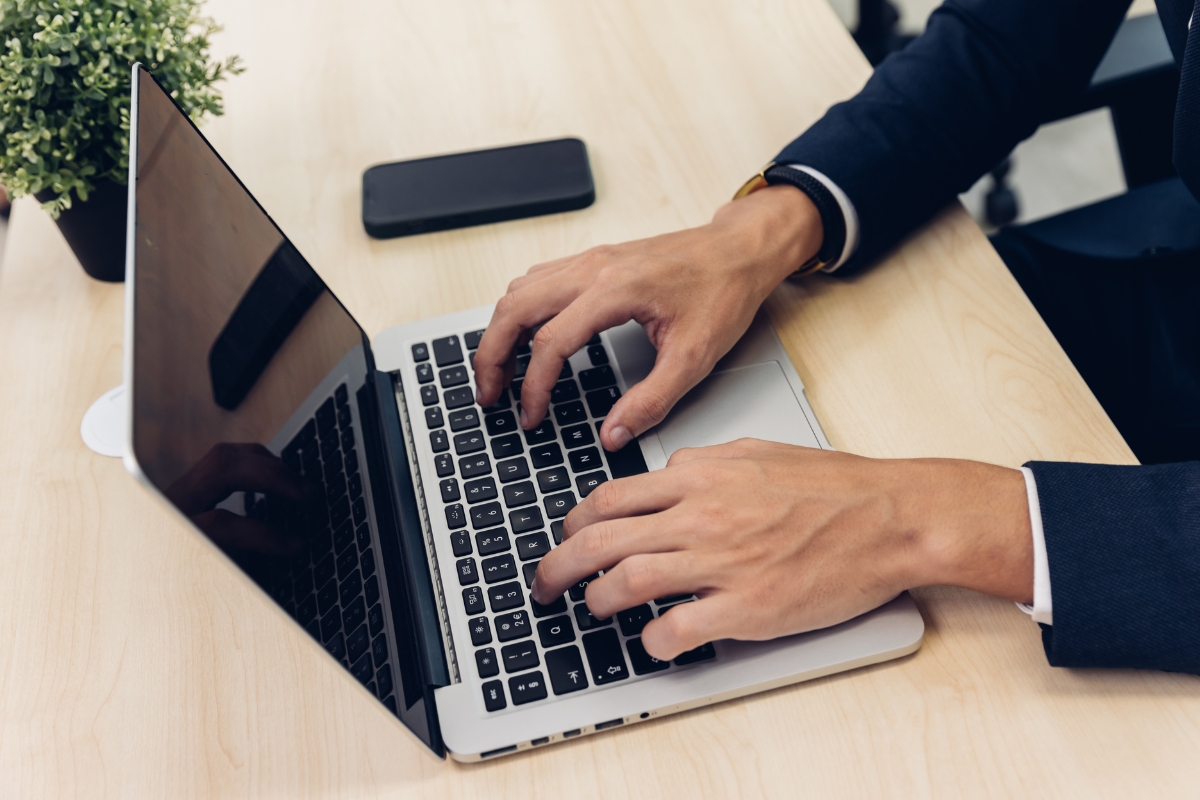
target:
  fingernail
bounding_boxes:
[530,576,543,603]
[519,407,529,428]
[609,426,632,450]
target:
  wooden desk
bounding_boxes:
[2,0,1197,795]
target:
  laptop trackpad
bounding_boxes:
[654,361,820,458]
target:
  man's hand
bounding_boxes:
[473,185,822,451]
[531,439,1034,661]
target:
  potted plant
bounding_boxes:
[0,0,241,281]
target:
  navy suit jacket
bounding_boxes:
[778,0,1200,673]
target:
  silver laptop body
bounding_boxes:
[124,65,923,762]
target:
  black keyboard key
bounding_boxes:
[444,387,474,409]
[372,632,388,665]
[449,407,480,431]
[674,642,716,665]
[553,401,587,426]
[340,425,355,452]
[491,433,524,459]
[485,411,518,437]
[304,617,322,643]
[550,380,580,404]
[415,362,434,383]
[487,581,525,612]
[569,447,602,473]
[464,329,485,350]
[368,602,385,637]
[655,594,692,606]
[420,385,439,406]
[501,641,540,674]
[412,342,430,362]
[345,448,360,476]
[343,596,366,633]
[453,430,485,455]
[456,557,478,585]
[585,386,621,418]
[529,443,563,468]
[318,579,339,615]
[511,379,523,400]
[470,502,504,530]
[351,497,366,527]
[508,671,548,705]
[536,467,570,493]
[544,491,577,519]
[339,569,362,606]
[545,645,589,695]
[522,561,539,588]
[464,476,498,504]
[430,429,449,452]
[579,365,616,391]
[445,503,467,529]
[315,554,336,588]
[439,478,460,503]
[514,353,530,378]
[569,574,598,602]
[316,398,337,433]
[356,524,371,551]
[320,605,342,642]
[481,387,511,413]
[537,615,576,648]
[574,602,612,631]
[325,631,346,661]
[561,423,594,449]
[587,333,601,346]
[496,456,529,483]
[439,365,469,388]
[601,430,650,479]
[617,604,654,637]
[495,610,532,642]
[510,506,544,534]
[531,594,567,618]
[627,637,671,675]
[482,553,518,584]
[576,470,607,498]
[425,407,444,429]
[516,531,550,561]
[463,586,486,615]
[333,519,355,553]
[476,647,499,678]
[434,453,454,477]
[296,593,318,626]
[524,418,556,444]
[450,530,473,556]
[469,616,492,646]
[482,680,507,712]
[587,345,609,366]
[335,383,349,407]
[348,472,363,500]
[582,629,629,685]
[502,480,537,508]
[432,335,464,367]
[559,361,574,380]
[551,520,564,545]
[365,574,380,606]
[475,527,511,555]
[460,454,491,479]
[377,663,394,698]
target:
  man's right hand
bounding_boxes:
[473,184,824,451]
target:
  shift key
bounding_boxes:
[581,628,629,685]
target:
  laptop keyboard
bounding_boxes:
[257,383,399,715]
[412,329,716,714]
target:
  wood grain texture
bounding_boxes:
[1,0,1197,797]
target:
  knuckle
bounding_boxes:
[658,604,699,644]
[591,481,622,516]
[617,555,661,597]
[531,324,558,352]
[493,291,520,319]
[634,387,672,423]
[579,524,615,561]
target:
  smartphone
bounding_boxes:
[362,137,595,238]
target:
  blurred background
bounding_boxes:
[0,0,1161,265]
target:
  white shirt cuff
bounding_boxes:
[782,164,860,271]
[1015,466,1053,625]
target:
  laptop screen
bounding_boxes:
[127,66,439,750]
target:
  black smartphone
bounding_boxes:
[362,137,595,238]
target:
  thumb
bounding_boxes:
[599,350,705,451]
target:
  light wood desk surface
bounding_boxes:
[2,0,1198,796]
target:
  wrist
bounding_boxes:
[711,184,823,293]
[895,459,1034,603]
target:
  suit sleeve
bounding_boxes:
[776,0,1132,271]
[1025,461,1200,673]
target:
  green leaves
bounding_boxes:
[0,0,243,217]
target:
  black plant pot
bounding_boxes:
[36,178,127,282]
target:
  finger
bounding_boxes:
[531,513,679,604]
[582,551,704,619]
[475,274,591,407]
[598,347,708,451]
[520,288,634,429]
[167,443,310,513]
[194,509,307,557]
[640,595,736,661]
[562,469,688,537]
[665,438,771,467]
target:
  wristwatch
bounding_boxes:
[733,161,846,277]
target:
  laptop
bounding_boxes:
[123,65,924,761]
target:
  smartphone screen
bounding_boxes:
[362,138,594,238]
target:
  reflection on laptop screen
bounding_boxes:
[128,67,438,749]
